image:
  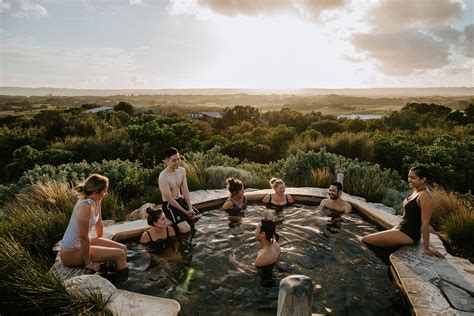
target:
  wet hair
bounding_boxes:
[260,219,279,242]
[410,165,433,184]
[330,181,343,192]
[75,174,109,198]
[226,177,244,196]
[146,205,164,226]
[164,147,179,159]
[270,178,285,190]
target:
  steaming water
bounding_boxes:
[118,204,408,315]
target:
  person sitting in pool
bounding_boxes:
[229,219,281,286]
[221,177,247,227]
[262,178,294,212]
[361,166,445,262]
[140,206,176,252]
[319,181,352,227]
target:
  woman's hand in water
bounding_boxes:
[424,248,445,258]
[228,252,237,263]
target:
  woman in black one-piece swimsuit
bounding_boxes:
[361,166,444,259]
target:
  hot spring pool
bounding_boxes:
[118,204,409,315]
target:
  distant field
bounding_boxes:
[0,94,472,117]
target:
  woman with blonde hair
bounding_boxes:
[262,178,294,212]
[59,174,128,273]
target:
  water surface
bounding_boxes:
[119,204,408,315]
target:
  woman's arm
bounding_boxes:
[228,252,256,273]
[77,204,93,265]
[139,230,150,244]
[262,194,271,204]
[287,194,295,204]
[420,192,445,258]
[220,200,233,211]
[94,201,104,238]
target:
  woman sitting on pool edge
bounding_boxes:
[229,219,281,287]
[361,166,445,262]
[220,177,247,227]
[262,178,294,212]
[59,174,128,275]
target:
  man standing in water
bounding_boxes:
[159,147,200,233]
[320,181,352,227]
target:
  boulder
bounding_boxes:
[126,203,158,221]
[64,274,116,302]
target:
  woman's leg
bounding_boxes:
[91,237,127,253]
[90,245,128,270]
[361,229,414,248]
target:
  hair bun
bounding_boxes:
[270,177,277,185]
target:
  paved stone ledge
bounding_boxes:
[53,188,472,315]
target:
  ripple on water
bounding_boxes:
[118,204,409,316]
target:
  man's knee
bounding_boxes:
[178,223,191,233]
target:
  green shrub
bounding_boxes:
[207,166,257,189]
[381,188,411,215]
[342,164,395,202]
[185,146,238,168]
[280,148,337,186]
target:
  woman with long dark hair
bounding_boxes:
[361,166,444,259]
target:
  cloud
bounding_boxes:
[0,0,11,12]
[460,24,473,57]
[129,0,145,5]
[2,0,48,17]
[170,0,348,20]
[351,31,450,75]
[430,25,461,43]
[366,0,463,29]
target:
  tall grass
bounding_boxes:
[443,208,474,252]
[431,188,467,230]
[184,161,211,191]
[308,168,334,188]
[11,180,77,214]
[0,204,69,259]
[0,180,113,314]
[428,188,474,255]
[0,237,111,315]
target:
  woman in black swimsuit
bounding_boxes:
[140,206,176,254]
[262,178,294,212]
[362,166,444,258]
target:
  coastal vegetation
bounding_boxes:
[0,96,472,313]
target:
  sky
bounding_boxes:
[0,0,472,89]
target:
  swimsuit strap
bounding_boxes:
[269,194,272,203]
[146,230,153,243]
